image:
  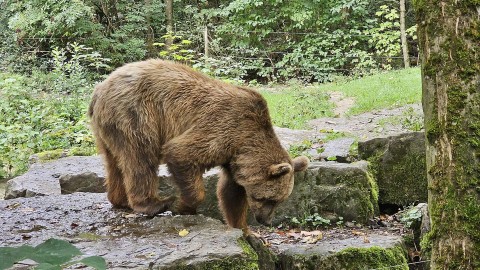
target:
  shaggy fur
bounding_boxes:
[88,59,308,231]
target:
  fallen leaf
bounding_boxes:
[352,230,365,236]
[7,202,21,209]
[178,229,189,237]
[363,235,370,243]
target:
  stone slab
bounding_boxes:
[0,193,257,269]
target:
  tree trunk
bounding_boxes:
[165,0,173,48]
[399,0,409,68]
[413,1,480,269]
[204,25,209,59]
[145,0,156,57]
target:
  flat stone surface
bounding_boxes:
[0,193,253,269]
[318,138,356,162]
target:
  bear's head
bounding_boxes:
[236,156,309,225]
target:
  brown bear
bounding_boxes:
[88,59,309,232]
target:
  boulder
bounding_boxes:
[273,161,379,224]
[358,132,427,206]
[247,231,408,270]
[4,156,105,199]
[5,157,379,226]
[0,193,258,269]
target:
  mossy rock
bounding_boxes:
[273,161,379,225]
[358,132,427,206]
[248,233,408,270]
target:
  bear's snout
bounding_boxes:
[252,204,276,225]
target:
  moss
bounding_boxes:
[69,146,97,156]
[326,246,409,270]
[35,149,66,162]
[425,119,440,142]
[366,169,379,213]
[281,245,408,270]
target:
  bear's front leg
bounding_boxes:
[167,163,206,215]
[217,166,249,233]
[121,153,175,216]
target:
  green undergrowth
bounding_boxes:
[0,71,96,179]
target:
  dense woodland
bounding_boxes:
[1,0,418,82]
[0,0,419,179]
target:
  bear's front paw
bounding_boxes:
[131,196,176,216]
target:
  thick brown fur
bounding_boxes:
[88,59,309,231]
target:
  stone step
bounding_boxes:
[0,193,257,269]
[4,156,378,225]
[0,193,409,270]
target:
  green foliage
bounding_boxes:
[288,213,332,229]
[399,205,423,228]
[0,67,95,178]
[0,238,106,270]
[365,5,401,70]
[154,33,196,62]
[2,0,418,81]
[288,140,314,159]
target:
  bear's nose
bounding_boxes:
[254,213,273,226]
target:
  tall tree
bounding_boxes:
[165,0,173,48]
[399,0,409,68]
[413,1,480,269]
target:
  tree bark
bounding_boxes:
[145,0,155,57]
[165,0,173,48]
[204,25,209,58]
[413,1,480,269]
[399,0,409,68]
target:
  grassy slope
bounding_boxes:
[316,67,422,115]
[260,68,422,129]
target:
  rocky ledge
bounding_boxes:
[0,192,409,269]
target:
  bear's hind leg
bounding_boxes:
[97,138,129,208]
[217,166,249,232]
[120,151,175,216]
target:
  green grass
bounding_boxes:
[259,68,422,127]
[260,86,335,129]
[316,67,422,115]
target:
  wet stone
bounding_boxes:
[0,193,255,269]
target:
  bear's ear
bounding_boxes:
[292,156,309,172]
[269,163,292,177]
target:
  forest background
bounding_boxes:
[0,0,418,178]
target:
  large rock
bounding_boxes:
[249,234,408,270]
[4,157,379,226]
[0,193,258,269]
[358,132,427,206]
[4,156,105,199]
[273,161,379,224]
